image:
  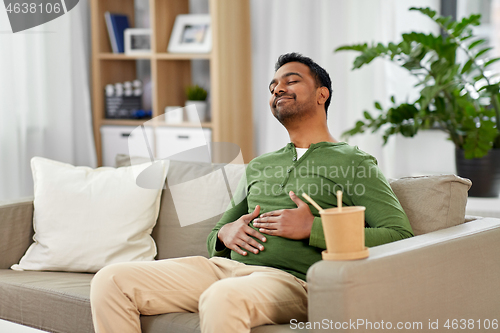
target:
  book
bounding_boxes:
[105,12,130,53]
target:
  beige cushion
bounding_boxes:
[389,175,472,235]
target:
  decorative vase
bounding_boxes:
[185,101,208,123]
[455,148,500,197]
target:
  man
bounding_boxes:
[90,53,413,333]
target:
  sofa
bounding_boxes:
[1,159,500,333]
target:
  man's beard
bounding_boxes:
[272,94,314,125]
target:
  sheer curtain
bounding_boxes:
[250,0,442,178]
[0,0,96,201]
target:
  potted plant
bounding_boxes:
[336,7,500,197]
[185,84,208,123]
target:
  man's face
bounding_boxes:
[268,62,319,125]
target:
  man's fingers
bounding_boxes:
[238,235,263,254]
[289,190,305,207]
[252,205,261,217]
[244,225,267,243]
[253,215,279,227]
[260,209,284,218]
[260,229,275,236]
[244,205,261,223]
[253,219,279,229]
[227,239,259,256]
[230,244,248,256]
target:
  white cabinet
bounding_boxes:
[156,127,212,163]
[100,125,154,167]
[101,125,212,166]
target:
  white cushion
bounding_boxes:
[11,157,168,273]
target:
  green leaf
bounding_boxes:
[342,120,367,137]
[399,41,411,54]
[402,60,422,71]
[363,111,373,120]
[374,102,383,110]
[468,39,486,50]
[452,14,481,38]
[465,105,476,116]
[335,44,368,52]
[462,117,496,158]
[388,42,399,54]
[460,34,474,42]
[434,96,446,115]
[484,57,500,68]
[475,47,493,59]
[410,7,437,19]
[376,43,387,53]
[382,126,396,144]
[390,96,395,103]
[387,103,419,124]
[461,59,474,74]
[473,74,485,81]
[185,85,207,100]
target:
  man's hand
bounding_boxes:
[217,205,267,256]
[252,191,314,239]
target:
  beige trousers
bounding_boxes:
[90,256,308,333]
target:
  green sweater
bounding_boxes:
[207,142,414,280]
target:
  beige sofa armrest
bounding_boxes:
[0,197,34,269]
[307,218,500,330]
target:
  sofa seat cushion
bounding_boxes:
[0,269,94,333]
[141,313,308,333]
[0,269,300,333]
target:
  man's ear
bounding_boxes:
[316,86,329,106]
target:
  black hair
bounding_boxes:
[274,52,332,115]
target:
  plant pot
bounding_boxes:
[185,101,208,123]
[455,148,500,197]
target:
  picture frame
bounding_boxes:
[167,14,212,53]
[124,28,151,55]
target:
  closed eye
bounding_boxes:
[269,79,299,94]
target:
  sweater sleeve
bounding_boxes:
[309,158,414,248]
[206,176,249,258]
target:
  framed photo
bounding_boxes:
[124,28,151,55]
[167,14,212,53]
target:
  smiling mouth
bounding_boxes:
[274,96,294,108]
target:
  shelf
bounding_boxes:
[155,53,212,60]
[101,119,152,126]
[99,53,152,60]
[91,0,253,165]
[156,121,213,128]
[98,53,211,60]
[102,119,213,128]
